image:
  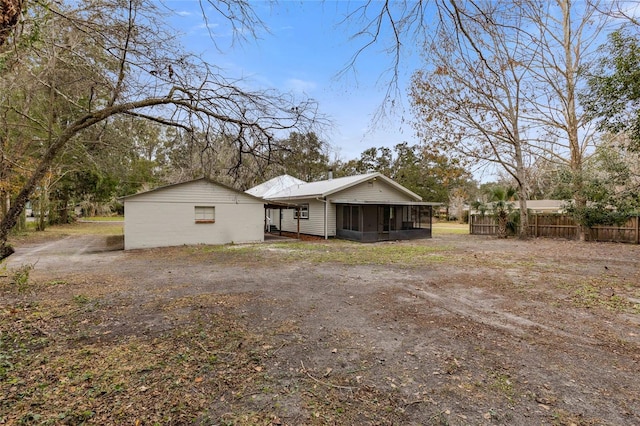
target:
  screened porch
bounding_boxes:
[335,202,435,242]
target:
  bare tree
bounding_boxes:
[352,0,613,239]
[0,0,322,260]
[520,0,611,239]
[410,0,536,238]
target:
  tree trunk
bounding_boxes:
[496,211,508,238]
[513,134,530,239]
[560,0,587,241]
[517,196,529,239]
[59,195,69,224]
[37,178,49,231]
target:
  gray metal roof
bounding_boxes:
[262,172,424,201]
[244,174,306,198]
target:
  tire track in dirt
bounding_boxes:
[396,279,602,347]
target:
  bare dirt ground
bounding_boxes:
[1,226,640,425]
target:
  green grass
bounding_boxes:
[9,221,123,247]
[79,216,124,222]
[271,240,449,265]
[432,222,469,235]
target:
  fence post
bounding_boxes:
[534,214,538,238]
[636,216,639,245]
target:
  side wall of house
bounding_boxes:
[278,199,336,237]
[330,180,417,202]
[124,180,264,250]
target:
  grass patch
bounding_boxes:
[272,240,449,266]
[79,216,124,222]
[9,221,123,247]
[571,277,640,314]
[44,221,123,236]
[0,295,272,425]
[0,263,34,293]
[432,222,469,235]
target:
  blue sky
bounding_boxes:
[163,1,424,161]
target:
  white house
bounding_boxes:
[247,172,440,242]
[245,174,305,231]
[122,178,265,250]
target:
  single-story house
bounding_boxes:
[247,172,440,242]
[470,199,567,215]
[522,200,567,214]
[122,178,265,250]
[245,174,305,232]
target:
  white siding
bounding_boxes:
[269,180,416,239]
[125,179,246,204]
[124,180,264,250]
[278,199,334,237]
[330,180,416,202]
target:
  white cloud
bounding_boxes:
[175,10,191,17]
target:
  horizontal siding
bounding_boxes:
[278,199,333,237]
[327,201,336,235]
[124,187,264,250]
[330,180,416,202]
[126,179,262,205]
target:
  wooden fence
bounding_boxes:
[469,214,640,244]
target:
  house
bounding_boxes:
[122,178,265,250]
[247,172,439,242]
[523,200,567,214]
[245,174,305,231]
[470,199,567,215]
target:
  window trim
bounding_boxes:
[294,204,309,220]
[195,206,215,224]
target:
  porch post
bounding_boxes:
[324,197,328,240]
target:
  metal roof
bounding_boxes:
[244,174,306,199]
[263,172,423,201]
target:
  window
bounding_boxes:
[294,204,309,219]
[195,206,215,223]
[342,205,360,231]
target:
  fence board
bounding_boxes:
[470,214,639,244]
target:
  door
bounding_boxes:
[378,206,391,240]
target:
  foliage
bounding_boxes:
[0,0,321,259]
[582,29,640,149]
[272,132,331,182]
[561,137,639,227]
[474,187,517,238]
[336,143,471,203]
[0,263,33,292]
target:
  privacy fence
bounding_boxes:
[469,214,640,244]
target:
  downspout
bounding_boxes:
[315,197,328,240]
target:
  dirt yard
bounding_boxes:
[1,224,639,425]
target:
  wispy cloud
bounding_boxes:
[195,22,220,30]
[285,78,317,94]
[175,10,191,17]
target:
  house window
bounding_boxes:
[195,206,215,223]
[342,205,360,231]
[294,204,309,220]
